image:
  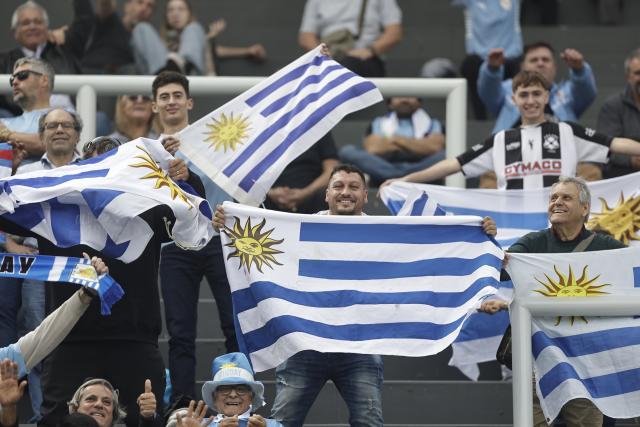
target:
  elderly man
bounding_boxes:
[0,1,84,113]
[383,70,640,190]
[0,57,55,171]
[597,48,640,178]
[481,176,624,426]
[479,41,596,133]
[0,107,83,421]
[0,255,108,427]
[197,352,281,427]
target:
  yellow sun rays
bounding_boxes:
[223,216,284,273]
[587,192,640,245]
[204,112,251,152]
[129,145,193,209]
[534,264,609,325]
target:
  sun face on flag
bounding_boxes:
[70,264,98,283]
[587,192,640,245]
[129,145,193,209]
[223,216,284,273]
[203,112,251,152]
[534,264,609,325]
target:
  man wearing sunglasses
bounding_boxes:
[0,58,55,174]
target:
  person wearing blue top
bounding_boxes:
[339,97,445,186]
[452,0,523,119]
[150,71,238,406]
[201,352,282,427]
[478,41,597,133]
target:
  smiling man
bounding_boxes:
[382,70,640,191]
[68,379,125,427]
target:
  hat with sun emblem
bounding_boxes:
[202,352,265,411]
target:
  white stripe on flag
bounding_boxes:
[48,257,67,281]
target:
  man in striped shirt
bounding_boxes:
[382,70,640,190]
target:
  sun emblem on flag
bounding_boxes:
[587,192,640,245]
[70,264,98,282]
[534,264,609,325]
[223,216,284,273]
[129,145,193,209]
[204,112,251,152]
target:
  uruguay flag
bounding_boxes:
[0,138,215,262]
[220,202,503,372]
[178,45,382,206]
[381,171,640,248]
[507,249,640,422]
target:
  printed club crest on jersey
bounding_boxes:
[543,134,560,153]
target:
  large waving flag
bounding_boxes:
[219,202,503,372]
[381,171,640,248]
[0,138,215,262]
[178,45,382,206]
[507,249,640,422]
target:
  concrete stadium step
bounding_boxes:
[194,380,514,425]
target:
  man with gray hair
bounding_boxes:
[0,107,83,423]
[0,57,54,169]
[0,0,88,115]
[480,175,625,426]
[597,48,640,178]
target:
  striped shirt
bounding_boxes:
[457,121,612,189]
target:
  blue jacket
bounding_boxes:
[478,61,597,133]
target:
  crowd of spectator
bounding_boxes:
[0,0,637,426]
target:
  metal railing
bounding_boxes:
[0,75,467,187]
[510,295,640,426]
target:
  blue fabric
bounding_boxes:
[270,351,383,427]
[453,0,522,58]
[0,343,27,378]
[211,419,282,427]
[478,61,597,133]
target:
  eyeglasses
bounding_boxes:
[216,385,252,396]
[44,121,76,130]
[82,136,122,156]
[10,69,43,86]
[126,95,151,102]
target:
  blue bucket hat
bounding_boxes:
[201,353,265,411]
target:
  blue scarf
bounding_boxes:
[0,253,124,315]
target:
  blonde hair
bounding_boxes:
[113,95,157,140]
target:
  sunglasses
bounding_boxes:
[216,385,252,396]
[126,95,151,102]
[10,69,43,86]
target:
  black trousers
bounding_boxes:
[39,341,165,427]
[160,237,238,403]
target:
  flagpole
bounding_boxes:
[511,299,533,427]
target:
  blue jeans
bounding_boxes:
[270,351,383,427]
[160,237,237,402]
[0,277,45,421]
[339,145,446,184]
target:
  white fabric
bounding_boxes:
[379,108,432,139]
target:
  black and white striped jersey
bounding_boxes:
[457,121,612,189]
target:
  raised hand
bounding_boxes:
[0,359,27,406]
[137,379,156,419]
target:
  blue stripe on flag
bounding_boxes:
[532,326,640,359]
[49,199,81,247]
[237,81,377,192]
[260,64,346,116]
[299,223,490,244]
[245,55,329,106]
[442,205,548,229]
[539,362,640,399]
[410,192,429,216]
[299,253,501,280]
[80,189,123,218]
[232,277,499,313]
[74,147,119,165]
[101,234,130,259]
[2,204,45,230]
[386,199,404,215]
[634,267,640,288]
[454,310,510,342]
[60,257,80,282]
[8,169,110,189]
[240,313,468,354]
